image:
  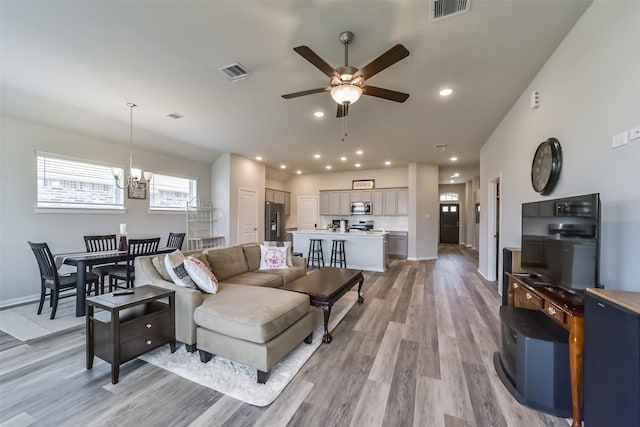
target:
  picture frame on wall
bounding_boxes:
[352,179,375,190]
[128,186,147,199]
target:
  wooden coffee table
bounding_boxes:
[283,267,364,343]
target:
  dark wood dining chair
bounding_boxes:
[28,241,99,319]
[108,237,160,291]
[167,232,185,250]
[84,234,120,293]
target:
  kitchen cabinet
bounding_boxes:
[397,189,408,215]
[328,191,341,215]
[265,189,274,202]
[387,231,408,258]
[319,191,330,215]
[351,190,372,202]
[384,188,409,216]
[373,190,384,216]
[265,188,291,216]
[340,191,351,215]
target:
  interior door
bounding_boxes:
[238,188,258,244]
[440,203,460,244]
[298,196,319,230]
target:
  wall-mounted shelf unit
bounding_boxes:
[186,197,224,250]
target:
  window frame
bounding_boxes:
[35,151,126,213]
[147,171,198,212]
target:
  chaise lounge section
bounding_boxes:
[134,242,313,382]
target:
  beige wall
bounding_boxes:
[479,2,640,290]
[408,163,439,260]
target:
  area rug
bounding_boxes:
[139,291,358,406]
[0,298,83,341]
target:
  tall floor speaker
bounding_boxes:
[502,247,523,306]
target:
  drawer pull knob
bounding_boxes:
[513,284,519,289]
[146,340,152,345]
[525,292,532,300]
[547,307,557,316]
[146,324,152,329]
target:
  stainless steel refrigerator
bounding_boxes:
[265,202,285,241]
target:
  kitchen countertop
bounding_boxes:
[291,229,389,237]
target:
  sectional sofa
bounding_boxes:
[134,243,314,383]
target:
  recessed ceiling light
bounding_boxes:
[326,165,332,170]
[452,173,460,177]
[313,111,324,118]
[450,156,458,161]
[450,180,455,183]
[355,163,361,168]
[255,156,262,161]
[439,88,453,96]
[340,156,347,161]
[280,164,286,169]
[356,150,363,155]
[314,154,321,159]
[385,161,391,166]
[296,170,302,174]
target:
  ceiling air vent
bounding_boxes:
[431,0,470,21]
[218,63,249,81]
[165,112,184,120]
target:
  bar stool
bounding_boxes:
[307,239,325,268]
[330,239,347,268]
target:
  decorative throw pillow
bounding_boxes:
[263,241,293,267]
[184,256,218,294]
[259,244,288,270]
[164,250,196,288]
[152,255,172,282]
[191,253,212,271]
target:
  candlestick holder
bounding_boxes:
[118,234,128,252]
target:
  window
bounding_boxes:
[149,173,197,210]
[440,192,459,202]
[37,153,124,210]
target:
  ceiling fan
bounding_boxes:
[281,31,410,117]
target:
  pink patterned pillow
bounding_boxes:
[259,245,287,270]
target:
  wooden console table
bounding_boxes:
[507,273,584,427]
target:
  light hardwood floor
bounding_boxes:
[0,245,570,426]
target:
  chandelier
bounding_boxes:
[112,102,152,190]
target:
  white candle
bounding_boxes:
[120,223,127,235]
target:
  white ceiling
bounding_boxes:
[0,0,590,184]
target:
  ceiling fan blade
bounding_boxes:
[293,46,339,79]
[362,85,410,103]
[281,87,331,99]
[355,44,410,81]
[336,103,349,118]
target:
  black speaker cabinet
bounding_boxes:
[494,306,572,418]
[584,292,640,427]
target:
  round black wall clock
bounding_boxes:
[531,137,562,195]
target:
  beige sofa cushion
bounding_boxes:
[241,243,261,271]
[205,246,249,281]
[256,265,306,285]
[193,283,310,344]
[221,271,282,288]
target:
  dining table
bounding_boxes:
[57,247,175,317]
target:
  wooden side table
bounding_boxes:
[86,285,176,384]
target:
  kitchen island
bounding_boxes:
[291,230,389,272]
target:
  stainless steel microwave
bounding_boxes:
[351,201,372,215]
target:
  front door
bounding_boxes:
[440,203,460,244]
[238,188,258,244]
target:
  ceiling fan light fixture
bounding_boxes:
[331,84,362,105]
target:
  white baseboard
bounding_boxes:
[0,293,40,309]
[477,269,491,281]
[407,256,438,261]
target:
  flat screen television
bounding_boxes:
[521,193,601,293]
